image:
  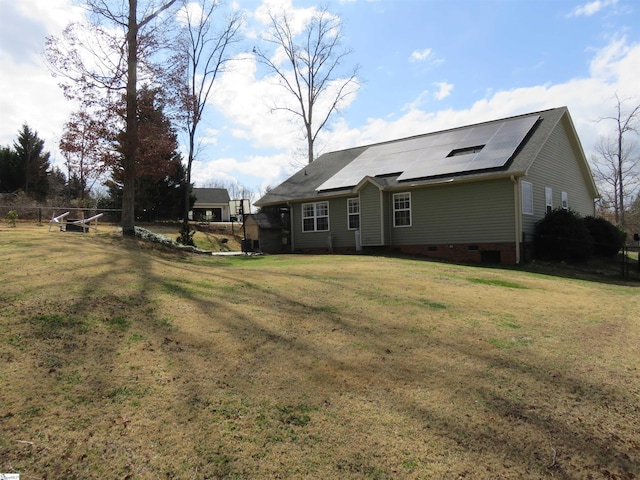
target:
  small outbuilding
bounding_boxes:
[244,212,288,253]
[190,188,231,222]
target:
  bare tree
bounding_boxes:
[592,136,639,222]
[204,179,256,207]
[592,95,640,228]
[46,0,179,237]
[253,6,360,164]
[59,109,114,201]
[173,0,243,244]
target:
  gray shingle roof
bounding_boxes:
[256,107,585,207]
[193,188,230,205]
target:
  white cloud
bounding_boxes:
[409,48,433,62]
[176,1,205,27]
[207,53,303,149]
[15,0,84,32]
[567,0,618,17]
[433,82,454,100]
[401,90,431,112]
[208,48,359,147]
[197,34,639,193]
[319,37,640,183]
[2,0,638,200]
[192,152,295,192]
[254,0,319,31]
[409,48,443,69]
[199,128,220,146]
[0,0,148,175]
[0,51,73,166]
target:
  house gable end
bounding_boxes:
[353,176,386,193]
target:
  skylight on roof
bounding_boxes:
[447,145,485,157]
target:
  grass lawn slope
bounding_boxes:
[1,223,639,479]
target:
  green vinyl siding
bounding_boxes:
[360,182,384,246]
[328,197,359,248]
[292,179,516,249]
[291,197,358,250]
[520,117,596,236]
[288,113,596,253]
[389,179,516,245]
[291,202,333,250]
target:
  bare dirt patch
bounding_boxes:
[1,223,639,479]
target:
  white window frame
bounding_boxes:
[545,187,553,213]
[522,181,533,215]
[347,198,360,230]
[302,201,329,232]
[561,191,568,210]
[393,192,412,227]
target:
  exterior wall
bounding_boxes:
[390,242,518,264]
[291,194,375,252]
[258,230,284,252]
[291,197,348,253]
[244,220,260,250]
[359,182,384,246]
[388,178,516,245]
[290,178,518,257]
[191,204,230,222]
[327,196,358,249]
[520,118,596,237]
[245,219,286,253]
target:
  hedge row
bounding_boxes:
[534,209,626,263]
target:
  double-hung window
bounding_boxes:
[545,187,553,213]
[302,201,329,232]
[522,181,533,215]
[561,191,568,210]
[347,198,360,230]
[393,192,411,227]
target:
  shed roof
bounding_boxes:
[247,213,284,230]
[256,107,596,207]
[193,188,230,205]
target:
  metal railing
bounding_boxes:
[0,205,121,224]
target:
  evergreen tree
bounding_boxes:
[105,85,189,221]
[0,146,21,193]
[48,166,68,202]
[12,124,51,201]
[64,172,88,201]
[45,0,180,236]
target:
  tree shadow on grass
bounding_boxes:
[380,250,640,286]
[125,259,639,478]
[3,233,638,478]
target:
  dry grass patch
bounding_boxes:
[0,223,639,479]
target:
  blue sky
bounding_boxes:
[1,0,638,203]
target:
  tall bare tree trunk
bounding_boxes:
[122,0,139,237]
[253,8,359,167]
[306,127,313,164]
[182,133,195,232]
[617,129,625,227]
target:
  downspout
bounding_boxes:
[287,202,295,252]
[511,175,521,264]
[380,189,385,245]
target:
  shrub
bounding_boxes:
[534,209,593,263]
[6,210,18,227]
[583,216,626,258]
[176,224,195,246]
